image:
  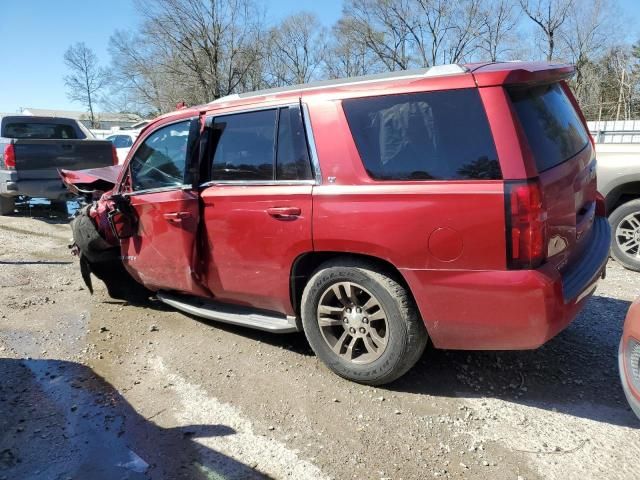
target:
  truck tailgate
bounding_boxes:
[13,139,113,180]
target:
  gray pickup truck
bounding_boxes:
[0,115,115,214]
[591,123,640,272]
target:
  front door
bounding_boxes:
[201,105,315,314]
[119,117,207,296]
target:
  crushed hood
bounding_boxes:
[59,165,123,195]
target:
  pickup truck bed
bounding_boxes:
[0,116,115,214]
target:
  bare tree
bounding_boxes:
[266,12,327,86]
[63,42,109,127]
[478,0,519,61]
[342,0,413,71]
[109,0,267,113]
[519,0,575,60]
[560,0,620,102]
[325,17,383,78]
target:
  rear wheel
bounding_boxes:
[301,258,427,385]
[609,199,640,272]
[0,196,15,215]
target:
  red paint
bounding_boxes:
[65,61,609,351]
[199,185,313,315]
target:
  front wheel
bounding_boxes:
[301,259,427,385]
[609,199,640,272]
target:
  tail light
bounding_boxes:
[3,144,15,169]
[624,337,640,393]
[505,180,547,269]
[111,145,119,165]
[595,191,607,216]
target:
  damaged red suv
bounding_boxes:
[62,61,610,385]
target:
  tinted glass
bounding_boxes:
[211,110,277,181]
[276,107,313,180]
[509,83,590,172]
[342,89,500,181]
[130,121,190,191]
[3,122,77,139]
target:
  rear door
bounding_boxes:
[508,82,597,270]
[200,105,315,315]
[118,117,208,295]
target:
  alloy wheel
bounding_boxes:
[616,212,640,259]
[316,281,389,364]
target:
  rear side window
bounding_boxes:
[211,109,277,181]
[276,107,312,181]
[2,122,78,139]
[342,89,500,181]
[509,83,590,172]
[210,106,312,182]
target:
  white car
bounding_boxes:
[105,131,139,164]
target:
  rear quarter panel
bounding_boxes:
[307,95,508,343]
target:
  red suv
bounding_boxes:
[63,61,610,385]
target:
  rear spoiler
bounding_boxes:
[59,165,122,195]
[470,61,575,88]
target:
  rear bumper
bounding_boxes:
[401,216,610,350]
[0,170,71,200]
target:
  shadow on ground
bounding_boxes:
[156,293,638,428]
[389,294,639,428]
[0,358,271,480]
[121,289,639,428]
[4,198,81,225]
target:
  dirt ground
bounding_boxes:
[0,203,639,480]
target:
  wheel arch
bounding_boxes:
[290,251,418,317]
[605,181,640,215]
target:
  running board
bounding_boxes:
[156,291,299,333]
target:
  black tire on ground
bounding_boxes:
[0,196,15,215]
[300,258,428,385]
[609,199,640,272]
[50,200,68,213]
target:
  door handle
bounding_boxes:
[266,207,301,219]
[163,211,192,223]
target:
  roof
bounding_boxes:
[22,108,142,123]
[209,64,469,105]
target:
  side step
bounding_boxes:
[156,291,300,333]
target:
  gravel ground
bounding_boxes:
[0,204,639,480]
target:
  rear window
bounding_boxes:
[2,121,78,139]
[509,83,590,172]
[342,89,501,181]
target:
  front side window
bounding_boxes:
[129,121,190,191]
[342,89,501,181]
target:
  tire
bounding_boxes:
[609,199,640,272]
[50,200,68,214]
[0,196,15,215]
[300,258,428,385]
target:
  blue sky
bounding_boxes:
[0,0,637,113]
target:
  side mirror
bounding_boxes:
[108,195,137,239]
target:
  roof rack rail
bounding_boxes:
[207,63,470,105]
